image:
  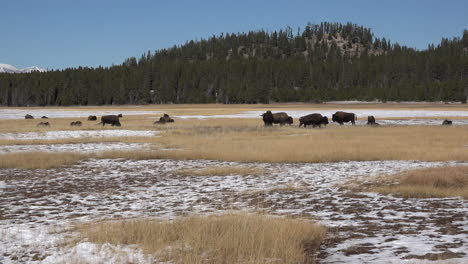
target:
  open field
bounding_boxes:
[0,123,466,168]
[0,103,467,263]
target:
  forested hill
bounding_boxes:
[1,22,468,106]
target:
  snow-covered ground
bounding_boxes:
[0,130,159,140]
[0,109,161,120]
[0,142,150,154]
[1,159,466,263]
[177,109,468,120]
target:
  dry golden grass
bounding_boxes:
[0,124,465,169]
[0,152,84,169]
[176,166,265,176]
[359,166,468,199]
[0,105,466,168]
[147,125,468,163]
[78,213,326,264]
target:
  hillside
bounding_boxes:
[0,22,467,106]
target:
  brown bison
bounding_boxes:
[154,114,175,124]
[70,121,82,127]
[442,120,452,125]
[41,116,48,119]
[87,115,97,121]
[99,115,121,127]
[299,114,329,128]
[25,114,34,119]
[332,111,357,125]
[366,116,380,126]
[37,122,50,127]
[261,111,293,126]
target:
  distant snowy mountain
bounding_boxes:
[0,63,46,73]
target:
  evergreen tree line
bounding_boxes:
[1,22,467,106]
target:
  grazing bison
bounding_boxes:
[118,113,123,118]
[25,114,34,119]
[41,116,48,119]
[70,121,82,127]
[37,122,50,127]
[261,111,293,126]
[442,120,452,125]
[332,111,357,125]
[154,114,175,124]
[299,114,329,128]
[366,116,380,126]
[87,115,97,121]
[99,115,121,127]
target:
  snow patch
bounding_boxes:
[0,130,159,140]
[0,142,151,154]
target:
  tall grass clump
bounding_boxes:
[79,213,326,263]
[367,166,468,199]
[0,152,84,169]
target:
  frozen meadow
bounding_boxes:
[1,159,467,263]
[0,106,467,263]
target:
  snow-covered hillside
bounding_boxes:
[0,63,46,73]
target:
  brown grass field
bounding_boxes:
[0,109,467,168]
[78,213,326,263]
[1,124,466,169]
[357,166,468,199]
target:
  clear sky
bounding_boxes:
[2,0,467,70]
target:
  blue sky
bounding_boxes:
[2,0,467,70]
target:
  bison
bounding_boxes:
[442,120,452,125]
[332,111,357,125]
[25,114,34,119]
[299,114,329,128]
[366,116,380,126]
[99,115,121,127]
[37,122,50,127]
[70,121,82,127]
[41,116,48,119]
[87,115,97,121]
[261,111,293,126]
[154,114,175,124]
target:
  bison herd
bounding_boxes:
[262,110,359,128]
[23,111,456,128]
[24,113,125,128]
[24,113,176,128]
[261,110,455,127]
